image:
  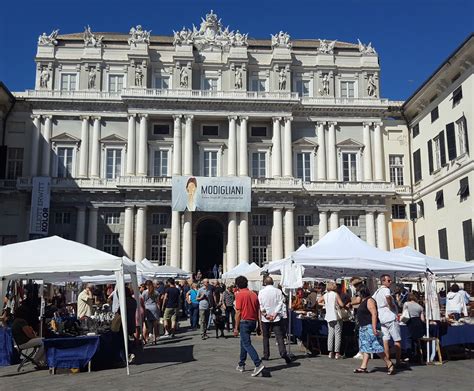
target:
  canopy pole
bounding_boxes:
[424,274,430,363]
[115,270,130,375]
[39,282,45,338]
[287,289,292,356]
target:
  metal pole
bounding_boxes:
[287,289,292,356]
[424,275,430,363]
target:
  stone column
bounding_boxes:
[363,122,373,181]
[272,117,282,178]
[78,116,90,178]
[137,114,148,176]
[239,117,248,176]
[170,210,181,268]
[182,211,192,272]
[329,210,339,231]
[327,122,337,181]
[134,206,147,261]
[365,211,376,246]
[227,212,238,270]
[123,206,135,259]
[284,208,295,257]
[317,121,326,181]
[183,115,194,176]
[374,122,384,181]
[376,211,388,250]
[126,115,136,176]
[172,115,182,176]
[272,208,283,260]
[75,206,86,243]
[228,116,237,176]
[283,117,293,177]
[30,115,41,177]
[238,212,249,263]
[90,117,101,178]
[41,115,53,176]
[87,207,98,248]
[319,211,328,239]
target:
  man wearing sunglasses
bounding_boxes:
[372,274,403,367]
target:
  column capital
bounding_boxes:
[76,204,86,211]
[125,205,135,211]
[43,115,53,120]
[316,121,326,127]
[137,205,148,211]
[362,122,372,127]
[239,116,249,122]
[139,113,149,119]
[127,114,136,119]
[284,116,293,123]
[92,116,101,122]
[172,114,183,121]
[273,207,283,212]
[31,114,41,120]
[366,210,375,215]
[374,122,383,128]
[80,115,90,121]
[328,121,337,127]
[272,116,282,122]
[228,115,238,121]
[184,114,194,121]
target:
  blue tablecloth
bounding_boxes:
[291,312,355,341]
[0,327,14,367]
[44,336,100,369]
[400,324,474,350]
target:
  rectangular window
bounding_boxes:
[413,149,422,182]
[456,117,468,155]
[438,228,448,259]
[435,190,444,209]
[109,75,124,93]
[153,150,169,177]
[452,86,463,107]
[458,177,470,201]
[203,151,218,177]
[55,212,71,225]
[342,152,357,181]
[251,236,267,266]
[297,215,313,227]
[153,124,170,135]
[105,212,120,225]
[251,126,267,137]
[417,200,424,218]
[343,216,359,227]
[103,233,120,256]
[427,140,434,174]
[60,74,77,91]
[154,76,170,89]
[57,147,74,178]
[446,122,457,161]
[202,125,219,136]
[252,152,266,178]
[433,132,446,170]
[251,79,266,92]
[6,147,23,179]
[389,155,404,185]
[295,80,310,97]
[340,81,355,98]
[296,152,311,182]
[412,124,420,138]
[391,204,407,219]
[251,214,267,226]
[106,149,122,179]
[151,233,167,266]
[431,106,439,123]
[297,235,313,247]
[152,213,168,225]
[462,219,474,261]
[202,77,218,91]
[418,236,426,254]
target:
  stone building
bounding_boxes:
[0,12,415,274]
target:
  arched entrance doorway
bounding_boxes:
[196,219,223,278]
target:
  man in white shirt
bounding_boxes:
[372,274,402,366]
[258,277,291,364]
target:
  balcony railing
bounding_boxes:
[252,177,303,190]
[17,90,122,100]
[301,97,390,106]
[304,181,396,194]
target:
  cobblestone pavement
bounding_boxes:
[1,323,473,391]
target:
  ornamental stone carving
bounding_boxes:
[271,31,292,49]
[173,10,248,50]
[128,25,151,46]
[180,67,189,88]
[234,67,243,89]
[320,73,330,96]
[278,68,286,90]
[367,74,377,97]
[135,65,144,87]
[83,25,103,47]
[88,66,97,89]
[39,67,50,88]
[318,39,336,54]
[38,29,59,46]
[357,39,376,55]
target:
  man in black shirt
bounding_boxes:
[162,278,180,337]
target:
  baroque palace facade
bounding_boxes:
[0,11,417,273]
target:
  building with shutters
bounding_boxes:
[403,34,473,262]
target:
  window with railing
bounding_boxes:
[153,150,169,177]
[151,233,167,265]
[252,152,267,178]
[389,155,404,185]
[60,74,77,91]
[104,212,121,225]
[343,216,359,227]
[296,152,311,182]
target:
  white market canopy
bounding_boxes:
[137,259,192,280]
[267,226,426,279]
[222,261,261,279]
[392,247,474,277]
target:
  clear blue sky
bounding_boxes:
[1,0,472,100]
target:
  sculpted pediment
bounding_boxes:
[336,138,364,148]
[100,134,127,143]
[293,137,318,146]
[51,132,80,143]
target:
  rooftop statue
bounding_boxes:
[128,25,151,46]
[271,31,292,49]
[318,39,336,54]
[357,39,376,55]
[38,29,59,46]
[83,25,103,48]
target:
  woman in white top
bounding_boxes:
[318,281,345,359]
[446,284,466,320]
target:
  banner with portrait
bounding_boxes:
[172,176,251,212]
[29,176,51,235]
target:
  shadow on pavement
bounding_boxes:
[134,344,195,365]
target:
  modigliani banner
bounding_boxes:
[29,176,51,235]
[172,176,251,212]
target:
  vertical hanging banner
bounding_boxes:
[29,177,51,235]
[172,176,251,212]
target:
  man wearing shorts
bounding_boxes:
[372,274,402,366]
[162,278,180,338]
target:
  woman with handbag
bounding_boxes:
[318,281,345,359]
